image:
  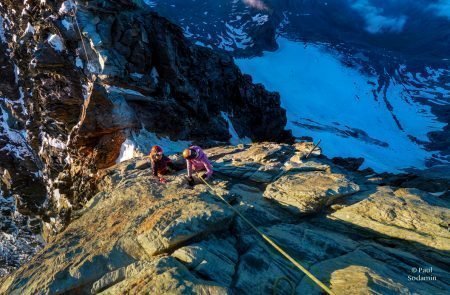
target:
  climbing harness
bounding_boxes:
[198,176,336,295]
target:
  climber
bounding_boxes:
[182,146,213,186]
[149,145,176,183]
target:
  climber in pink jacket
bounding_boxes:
[183,146,213,185]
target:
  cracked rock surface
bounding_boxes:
[1,143,449,294]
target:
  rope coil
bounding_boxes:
[198,176,335,295]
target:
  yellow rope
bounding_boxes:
[70,0,92,69]
[199,176,336,295]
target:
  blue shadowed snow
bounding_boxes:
[235,38,445,172]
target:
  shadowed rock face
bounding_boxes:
[0,0,292,235]
[0,41,46,214]
[1,143,449,294]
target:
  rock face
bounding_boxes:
[1,143,449,294]
[0,0,292,241]
[0,41,46,215]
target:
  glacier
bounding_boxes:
[236,38,447,172]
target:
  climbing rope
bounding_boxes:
[198,176,336,295]
[69,0,92,70]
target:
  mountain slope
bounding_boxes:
[0,0,291,235]
[147,0,450,173]
[1,143,449,294]
[0,0,292,276]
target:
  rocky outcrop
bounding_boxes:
[264,171,360,215]
[0,0,292,240]
[331,187,450,251]
[1,142,448,294]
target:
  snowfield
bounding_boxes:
[236,38,447,172]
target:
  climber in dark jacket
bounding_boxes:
[149,145,176,183]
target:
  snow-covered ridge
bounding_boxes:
[143,0,273,53]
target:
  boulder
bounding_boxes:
[172,236,238,286]
[211,143,295,183]
[264,172,360,215]
[136,192,234,256]
[331,187,450,251]
[98,257,230,294]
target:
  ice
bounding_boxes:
[221,112,252,145]
[236,38,446,172]
[0,193,43,278]
[252,14,269,26]
[75,56,83,68]
[150,67,159,85]
[116,139,136,163]
[24,22,35,35]
[61,18,73,31]
[130,72,143,79]
[53,189,61,209]
[116,129,192,163]
[224,22,252,49]
[243,0,268,11]
[13,64,19,84]
[0,105,30,160]
[0,16,6,43]
[104,85,145,97]
[59,0,74,15]
[40,133,67,150]
[47,34,65,52]
[135,128,191,156]
[143,0,157,8]
[183,26,194,38]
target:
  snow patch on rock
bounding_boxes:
[24,22,35,35]
[59,0,75,15]
[0,16,6,43]
[47,34,65,52]
[143,0,157,8]
[75,56,83,68]
[0,105,30,160]
[150,67,159,84]
[116,139,136,163]
[116,128,192,163]
[221,112,252,145]
[0,192,44,278]
[61,18,73,31]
